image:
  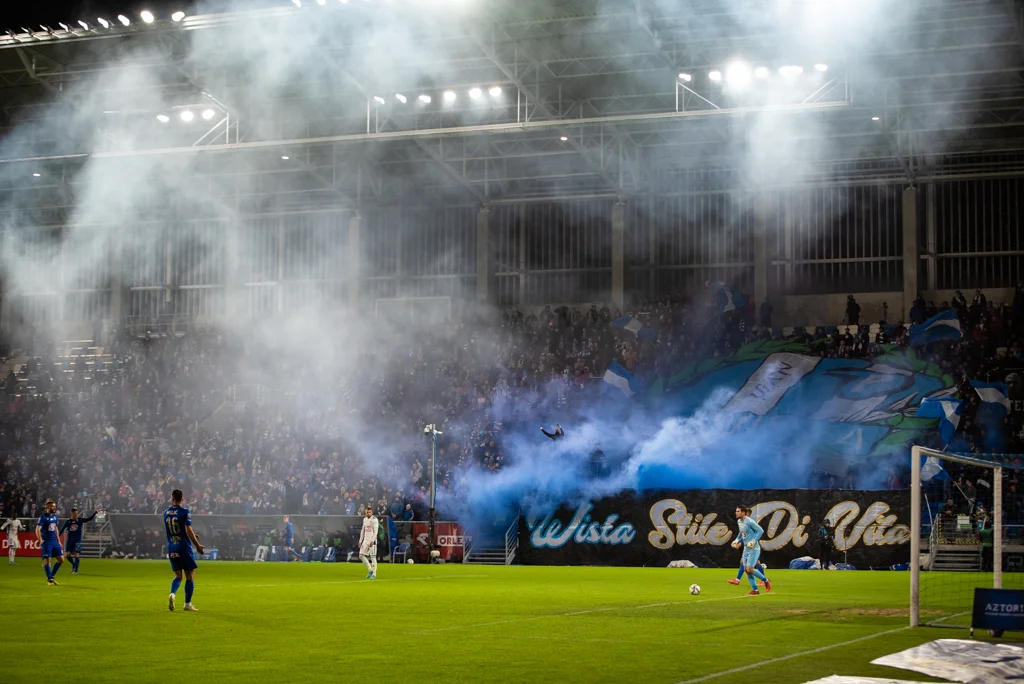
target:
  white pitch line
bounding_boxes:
[407,593,753,635]
[673,626,912,684]
[244,574,490,589]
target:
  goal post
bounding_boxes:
[910,444,1016,628]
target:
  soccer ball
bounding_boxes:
[689,584,701,596]
[407,559,414,564]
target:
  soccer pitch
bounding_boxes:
[0,561,994,683]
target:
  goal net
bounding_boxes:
[911,445,1024,628]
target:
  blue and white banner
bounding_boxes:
[909,309,961,346]
[916,397,962,443]
[972,379,1011,415]
[603,360,644,398]
[611,316,656,341]
[706,280,746,313]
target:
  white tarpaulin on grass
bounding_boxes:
[802,678,931,684]
[870,639,1024,683]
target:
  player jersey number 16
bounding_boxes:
[167,518,181,535]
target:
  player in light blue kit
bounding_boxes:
[733,505,772,596]
[163,489,205,612]
[36,499,65,585]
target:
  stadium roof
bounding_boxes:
[1,0,1024,209]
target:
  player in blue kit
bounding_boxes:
[60,507,98,574]
[163,489,205,612]
[282,515,301,562]
[36,499,65,585]
[733,505,772,596]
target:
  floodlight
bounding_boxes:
[97,18,110,29]
[32,173,41,177]
[489,86,502,97]
[171,11,186,22]
[201,109,216,120]
[281,156,290,160]
[708,70,722,82]
[395,93,407,104]
[871,116,881,121]
[78,20,89,30]
[559,136,568,141]
[59,22,70,31]
[373,96,385,105]
[814,63,828,72]
[418,94,432,104]
[117,15,130,26]
[156,114,170,123]
[779,65,803,77]
[317,0,326,4]
[754,66,769,78]
[725,61,752,90]
[469,87,482,99]
[443,91,456,103]
[293,0,302,6]
[140,11,155,24]
[180,110,194,122]
[678,73,692,82]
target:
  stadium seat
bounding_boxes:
[311,546,326,562]
[392,542,411,564]
[269,546,281,562]
[323,547,336,563]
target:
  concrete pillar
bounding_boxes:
[612,199,625,311]
[752,194,768,306]
[476,205,494,306]
[903,186,919,318]
[348,214,362,311]
[517,207,527,306]
[108,230,125,342]
[925,183,937,291]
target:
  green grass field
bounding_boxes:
[0,560,1007,683]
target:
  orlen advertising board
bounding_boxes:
[1,533,42,557]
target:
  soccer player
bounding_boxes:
[358,506,379,579]
[732,505,772,596]
[36,500,65,585]
[2,514,24,564]
[163,489,205,612]
[282,515,301,562]
[60,507,99,574]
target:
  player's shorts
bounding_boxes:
[67,540,82,554]
[359,542,375,557]
[741,545,761,569]
[283,539,294,548]
[7,535,20,549]
[41,542,64,559]
[168,550,198,573]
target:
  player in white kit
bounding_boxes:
[359,506,379,579]
[2,515,24,564]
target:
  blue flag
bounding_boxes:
[706,280,746,313]
[603,360,644,398]
[916,397,962,443]
[909,309,961,346]
[920,455,950,482]
[971,379,1010,416]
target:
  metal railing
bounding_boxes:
[504,516,519,566]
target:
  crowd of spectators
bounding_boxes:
[1,284,1023,528]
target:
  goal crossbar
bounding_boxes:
[910,445,1024,627]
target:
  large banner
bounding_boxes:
[2,533,42,557]
[412,522,466,563]
[520,489,911,568]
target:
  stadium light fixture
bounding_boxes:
[871,116,881,121]
[281,155,290,160]
[32,172,41,177]
[59,22,70,31]
[97,18,110,29]
[814,63,828,72]
[395,93,407,104]
[754,66,769,79]
[489,86,502,98]
[779,65,803,77]
[373,96,385,105]
[78,20,89,30]
[725,61,752,90]
[469,87,482,99]
[678,73,692,82]
[171,11,186,22]
[117,15,130,26]
[180,110,194,122]
[443,90,456,103]
[292,0,302,6]
[317,0,326,4]
[140,10,155,24]
[559,136,568,141]
[708,70,722,83]
[156,114,170,123]
[418,94,432,104]
[201,109,216,120]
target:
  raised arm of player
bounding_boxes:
[79,510,98,525]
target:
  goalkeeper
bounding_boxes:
[732,505,772,595]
